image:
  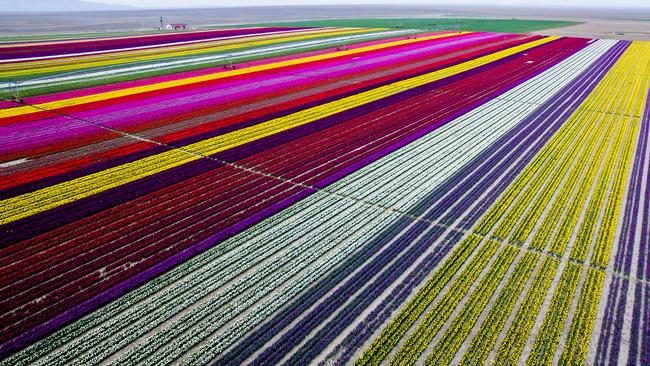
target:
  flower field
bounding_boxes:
[0,26,648,365]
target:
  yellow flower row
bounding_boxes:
[571,44,648,260]
[570,114,628,263]
[492,257,559,365]
[592,119,640,268]
[474,102,586,236]
[494,107,595,243]
[548,113,618,256]
[526,262,581,366]
[0,149,200,225]
[558,268,604,365]
[388,239,500,366]
[529,111,612,251]
[477,41,648,258]
[424,245,524,365]
[578,42,650,118]
[568,42,650,262]
[591,46,650,266]
[459,251,539,365]
[509,104,617,246]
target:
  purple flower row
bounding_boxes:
[625,62,650,365]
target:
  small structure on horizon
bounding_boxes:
[165,23,190,30]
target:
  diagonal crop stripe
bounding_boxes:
[0,27,338,59]
[0,31,465,120]
[0,35,559,226]
[0,27,300,49]
[0,28,377,78]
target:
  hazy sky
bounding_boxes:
[88,0,649,8]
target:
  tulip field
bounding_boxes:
[0,26,649,365]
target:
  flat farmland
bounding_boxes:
[0,25,648,366]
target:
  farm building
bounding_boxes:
[165,23,190,30]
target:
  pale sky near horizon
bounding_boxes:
[86,0,649,8]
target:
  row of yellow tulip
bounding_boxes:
[474,103,586,238]
[570,115,629,263]
[547,113,618,257]
[526,262,582,365]
[494,107,595,243]
[510,105,620,246]
[568,42,650,262]
[459,251,540,365]
[425,247,530,365]
[476,41,645,257]
[592,119,640,268]
[529,112,612,251]
[387,239,500,365]
[559,268,605,365]
[492,257,559,365]
[590,45,650,267]
[578,42,650,118]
